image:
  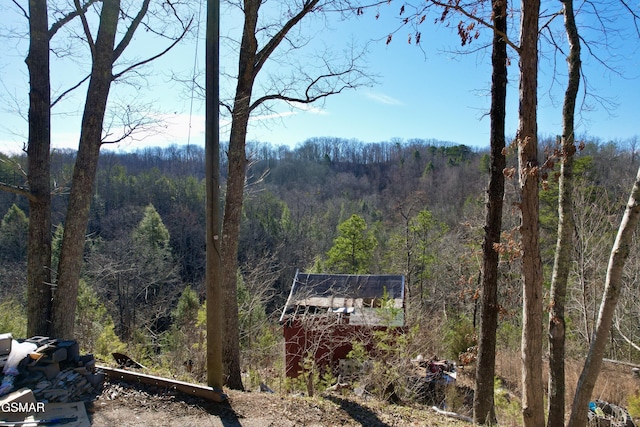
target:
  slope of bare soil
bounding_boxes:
[86,379,471,427]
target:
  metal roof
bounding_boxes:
[279,271,405,324]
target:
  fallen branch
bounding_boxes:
[431,406,473,423]
[602,358,640,369]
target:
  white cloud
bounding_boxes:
[0,139,25,155]
[106,113,207,150]
[364,91,404,106]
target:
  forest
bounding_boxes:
[2,136,639,382]
[2,0,640,425]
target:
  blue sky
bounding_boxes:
[0,1,638,155]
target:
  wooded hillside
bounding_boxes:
[1,136,639,377]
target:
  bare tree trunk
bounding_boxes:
[51,0,120,339]
[220,0,260,391]
[546,0,580,425]
[518,0,544,425]
[219,0,363,388]
[26,0,53,337]
[568,165,640,427]
[473,0,507,423]
[220,133,247,391]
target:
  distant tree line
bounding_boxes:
[1,135,639,374]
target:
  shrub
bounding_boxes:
[0,298,26,338]
[627,390,640,419]
[443,314,476,360]
[95,318,127,362]
[494,377,522,426]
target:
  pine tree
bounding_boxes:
[326,214,377,274]
[0,204,29,262]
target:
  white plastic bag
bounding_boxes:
[3,340,37,375]
[0,340,37,396]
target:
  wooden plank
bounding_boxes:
[97,365,227,402]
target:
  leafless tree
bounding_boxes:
[50,0,192,338]
[473,0,507,422]
[568,165,640,427]
[546,0,581,424]
[218,0,374,390]
[2,1,193,338]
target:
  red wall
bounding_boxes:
[283,318,396,378]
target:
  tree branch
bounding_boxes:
[113,0,152,62]
[49,0,100,39]
[250,69,358,112]
[112,18,193,81]
[614,318,640,352]
[254,0,321,76]
[0,182,34,201]
[11,0,28,19]
[221,101,233,115]
[429,0,521,54]
[619,0,640,36]
[51,74,91,108]
[249,38,372,113]
[74,0,96,58]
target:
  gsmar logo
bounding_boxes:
[1,401,46,413]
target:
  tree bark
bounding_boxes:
[26,0,53,337]
[220,0,326,389]
[546,0,580,425]
[568,166,640,427]
[517,0,544,424]
[473,0,507,423]
[220,0,260,390]
[51,0,120,339]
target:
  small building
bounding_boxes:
[279,271,405,378]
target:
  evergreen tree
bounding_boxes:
[134,204,172,256]
[326,214,377,274]
[0,204,29,262]
[85,204,179,342]
[410,210,448,305]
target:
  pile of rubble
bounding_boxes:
[1,333,104,404]
[588,400,636,427]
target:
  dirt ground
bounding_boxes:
[86,379,471,427]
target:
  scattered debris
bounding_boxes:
[259,382,274,393]
[111,352,145,370]
[325,378,349,393]
[411,355,457,406]
[1,335,103,424]
[2,337,104,403]
[1,338,37,396]
[0,388,40,423]
[588,400,636,427]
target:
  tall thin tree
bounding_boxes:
[517,0,545,424]
[567,165,640,425]
[26,0,53,337]
[473,0,507,423]
[220,0,370,389]
[50,0,191,338]
[51,0,123,338]
[546,0,580,425]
